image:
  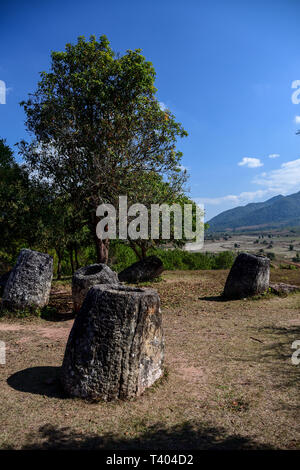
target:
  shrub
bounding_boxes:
[280,264,297,270]
[108,242,138,272]
[108,244,236,272]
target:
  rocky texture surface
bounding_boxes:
[61,284,164,401]
[72,264,119,313]
[2,249,53,310]
[118,256,164,283]
[269,282,300,296]
[0,270,12,297]
[223,253,270,299]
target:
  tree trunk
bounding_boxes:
[91,212,110,264]
[94,236,110,264]
[74,244,79,270]
[129,240,143,261]
[56,249,62,280]
[141,243,148,260]
[69,247,75,274]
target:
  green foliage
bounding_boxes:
[279,264,298,270]
[0,138,14,167]
[108,244,235,272]
[0,306,41,319]
[123,170,202,259]
[39,305,58,320]
[108,242,138,272]
[212,251,236,269]
[0,139,50,261]
[151,248,235,271]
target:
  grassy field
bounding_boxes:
[0,268,299,450]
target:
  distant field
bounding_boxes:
[204,232,300,264]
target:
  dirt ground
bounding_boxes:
[0,269,299,450]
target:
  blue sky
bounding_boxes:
[1,0,300,221]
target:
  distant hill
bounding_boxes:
[207,191,300,232]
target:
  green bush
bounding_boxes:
[212,250,236,269]
[279,264,298,270]
[108,242,138,272]
[108,244,236,272]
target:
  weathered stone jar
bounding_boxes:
[2,249,53,311]
[118,255,164,283]
[72,263,119,313]
[223,252,270,299]
[61,284,164,401]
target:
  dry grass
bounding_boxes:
[0,268,299,450]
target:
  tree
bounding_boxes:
[0,139,44,262]
[0,138,14,168]
[119,170,201,260]
[20,35,188,263]
[41,194,88,278]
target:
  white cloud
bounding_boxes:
[238,157,263,168]
[253,158,300,193]
[196,158,300,213]
[178,164,188,172]
[194,157,300,220]
[268,153,280,159]
[294,116,300,124]
[159,101,167,111]
[196,190,271,206]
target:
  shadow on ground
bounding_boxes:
[255,325,300,389]
[198,295,229,302]
[41,310,75,322]
[235,324,300,410]
[7,366,65,398]
[20,422,275,450]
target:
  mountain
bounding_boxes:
[207,191,300,232]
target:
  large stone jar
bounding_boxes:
[61,284,165,401]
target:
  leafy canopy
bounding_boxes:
[20,35,188,210]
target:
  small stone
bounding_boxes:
[269,282,300,296]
